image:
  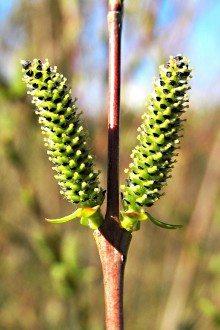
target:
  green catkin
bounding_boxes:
[22,59,105,209]
[121,55,192,217]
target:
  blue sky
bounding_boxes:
[157,0,220,107]
[0,0,16,23]
[189,1,220,70]
[185,0,220,108]
[123,0,220,111]
[0,0,220,112]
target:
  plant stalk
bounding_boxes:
[106,0,122,219]
[94,220,132,330]
[94,1,132,330]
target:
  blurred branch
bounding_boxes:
[159,131,220,330]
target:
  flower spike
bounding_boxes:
[22,59,105,228]
[120,55,193,231]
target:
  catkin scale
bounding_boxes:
[22,59,105,208]
[121,55,192,214]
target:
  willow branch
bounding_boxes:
[106,0,123,220]
[94,2,132,330]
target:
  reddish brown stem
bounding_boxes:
[94,220,132,330]
[94,1,132,330]
[106,1,122,219]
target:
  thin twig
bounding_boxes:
[94,2,132,330]
[106,0,123,220]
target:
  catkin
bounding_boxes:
[121,55,192,213]
[22,59,105,208]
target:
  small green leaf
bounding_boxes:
[120,211,148,231]
[46,205,104,229]
[46,208,83,224]
[120,209,182,231]
[146,211,183,229]
[79,206,104,229]
[80,205,100,218]
[121,211,148,221]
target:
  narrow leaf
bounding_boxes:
[146,212,183,229]
[46,208,83,223]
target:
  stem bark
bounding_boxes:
[106,0,122,219]
[94,1,132,330]
[94,221,131,330]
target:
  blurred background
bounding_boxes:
[0,0,220,329]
